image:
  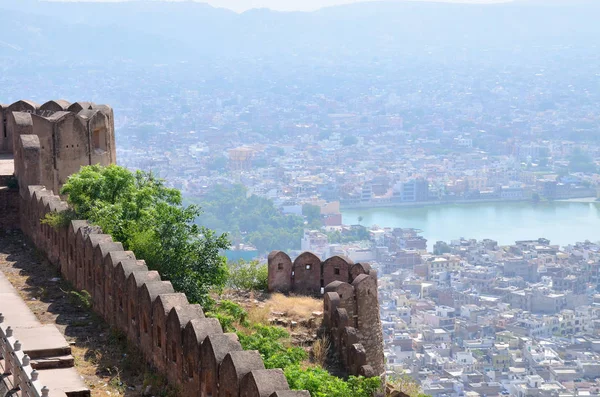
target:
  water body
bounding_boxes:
[341,201,600,248]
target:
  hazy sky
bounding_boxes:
[47,0,514,13]
[203,0,512,12]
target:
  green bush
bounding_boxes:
[237,324,298,362]
[284,365,381,397]
[264,348,307,369]
[208,299,381,397]
[206,300,248,332]
[227,260,268,291]
[41,210,76,229]
[48,165,230,307]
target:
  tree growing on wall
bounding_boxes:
[53,164,230,307]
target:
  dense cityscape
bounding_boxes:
[378,236,600,397]
[2,1,600,396]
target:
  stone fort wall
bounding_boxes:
[1,100,116,195]
[268,252,385,378]
[2,100,310,397]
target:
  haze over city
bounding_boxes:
[3,0,600,396]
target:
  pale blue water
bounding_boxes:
[341,201,600,248]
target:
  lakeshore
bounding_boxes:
[341,199,600,248]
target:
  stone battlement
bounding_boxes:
[1,100,116,195]
[16,185,307,397]
[268,252,385,378]
[0,99,312,397]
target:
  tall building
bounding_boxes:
[394,178,429,202]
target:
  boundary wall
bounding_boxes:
[1,99,310,397]
[17,185,310,397]
[1,100,116,195]
[268,252,385,378]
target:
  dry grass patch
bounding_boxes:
[312,335,330,367]
[265,293,322,321]
[247,305,270,325]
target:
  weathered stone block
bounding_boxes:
[200,333,242,397]
[138,281,174,359]
[166,304,204,385]
[267,251,293,293]
[151,293,189,372]
[350,262,372,282]
[103,250,135,326]
[323,255,353,287]
[83,234,112,295]
[114,260,149,334]
[218,350,265,397]
[182,318,223,397]
[92,241,124,317]
[125,270,161,344]
[239,369,289,397]
[292,252,321,295]
[352,274,384,376]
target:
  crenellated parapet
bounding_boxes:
[268,251,378,295]
[268,251,385,378]
[0,98,310,397]
[1,99,116,195]
[14,184,307,397]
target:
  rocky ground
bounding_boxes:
[220,289,324,346]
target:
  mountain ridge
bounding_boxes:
[1,0,598,62]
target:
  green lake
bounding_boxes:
[341,200,600,248]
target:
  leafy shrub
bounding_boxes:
[66,289,93,309]
[206,300,248,332]
[284,365,381,397]
[238,325,290,359]
[235,323,308,369]
[227,260,268,291]
[264,348,307,369]
[42,210,76,229]
[51,165,230,307]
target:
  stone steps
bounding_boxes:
[31,354,76,370]
[0,271,90,396]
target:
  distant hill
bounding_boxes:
[1,0,599,62]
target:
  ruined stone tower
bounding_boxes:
[268,252,386,378]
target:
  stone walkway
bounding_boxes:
[0,231,176,397]
[0,270,90,397]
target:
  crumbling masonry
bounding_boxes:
[0,100,310,397]
[268,251,385,378]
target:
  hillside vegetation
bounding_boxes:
[45,165,393,396]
